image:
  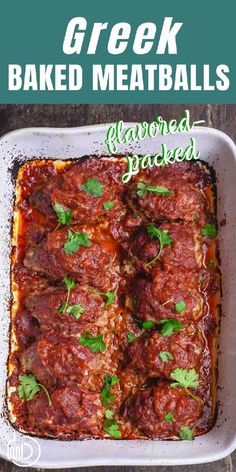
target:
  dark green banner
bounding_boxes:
[0,0,235,103]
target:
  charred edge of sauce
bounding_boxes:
[7,157,221,440]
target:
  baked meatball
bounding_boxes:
[127,325,204,378]
[26,387,104,437]
[20,331,115,391]
[126,162,208,224]
[30,158,127,224]
[124,381,202,438]
[125,221,202,272]
[131,269,204,323]
[25,284,104,331]
[24,225,116,289]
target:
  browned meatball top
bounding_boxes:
[25,284,104,331]
[20,331,117,391]
[126,162,209,224]
[24,225,117,289]
[131,269,204,323]
[124,381,202,438]
[26,387,105,436]
[125,221,202,272]
[30,158,127,224]
[127,325,205,378]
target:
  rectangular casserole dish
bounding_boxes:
[0,123,236,467]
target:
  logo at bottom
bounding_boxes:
[7,431,41,467]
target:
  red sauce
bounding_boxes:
[8,158,220,440]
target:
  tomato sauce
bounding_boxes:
[8,158,220,440]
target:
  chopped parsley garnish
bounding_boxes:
[179,426,194,440]
[66,304,85,319]
[103,418,121,439]
[170,368,200,401]
[137,182,171,198]
[64,229,91,255]
[142,320,154,330]
[193,215,199,223]
[53,203,72,226]
[89,288,115,306]
[58,277,76,314]
[105,409,114,419]
[209,259,215,268]
[159,351,174,363]
[201,223,218,238]
[127,332,136,343]
[81,177,103,197]
[158,319,183,336]
[18,374,52,406]
[100,374,119,407]
[103,200,115,210]
[103,292,115,306]
[170,368,199,389]
[79,333,106,353]
[146,224,173,267]
[175,300,186,314]
[165,412,174,423]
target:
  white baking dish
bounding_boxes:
[0,124,236,468]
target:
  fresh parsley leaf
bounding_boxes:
[127,332,136,343]
[66,304,84,319]
[137,182,171,198]
[179,426,194,440]
[18,374,51,406]
[158,319,183,336]
[201,223,218,238]
[18,374,40,401]
[89,289,115,306]
[81,177,103,197]
[103,418,121,439]
[57,277,76,314]
[100,374,119,407]
[53,203,72,226]
[175,300,186,314]
[165,412,174,423]
[146,224,173,266]
[170,368,199,389]
[142,320,154,330]
[64,229,91,255]
[105,409,114,419]
[209,259,215,268]
[104,292,115,306]
[159,351,174,363]
[103,200,115,210]
[64,277,76,290]
[79,333,106,353]
[58,302,67,314]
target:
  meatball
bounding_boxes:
[132,269,204,323]
[124,381,202,438]
[13,310,40,349]
[127,325,205,378]
[126,162,208,223]
[26,387,104,437]
[109,212,142,246]
[126,221,202,272]
[25,284,104,331]
[30,158,127,224]
[24,225,116,289]
[52,386,104,435]
[20,331,113,390]
[30,174,63,217]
